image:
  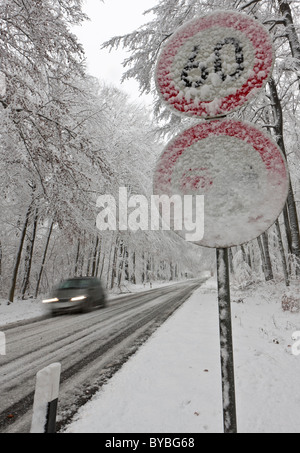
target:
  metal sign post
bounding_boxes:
[216,248,237,434]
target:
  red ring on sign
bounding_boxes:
[155,120,287,187]
[155,11,274,118]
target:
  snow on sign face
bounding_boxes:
[153,120,289,248]
[155,11,274,118]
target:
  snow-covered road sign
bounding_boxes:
[153,119,289,248]
[155,11,274,119]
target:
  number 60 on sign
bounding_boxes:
[155,11,274,119]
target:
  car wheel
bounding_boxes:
[97,297,106,309]
[81,301,92,314]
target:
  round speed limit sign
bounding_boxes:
[155,11,274,119]
[153,120,289,248]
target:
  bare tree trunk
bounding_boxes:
[110,236,120,290]
[262,231,274,281]
[228,248,234,274]
[35,220,54,298]
[99,252,106,280]
[170,261,174,281]
[147,255,152,283]
[175,263,178,279]
[86,248,91,277]
[79,232,86,277]
[257,236,267,278]
[117,240,125,288]
[277,0,300,90]
[240,245,246,262]
[283,205,293,255]
[131,252,136,285]
[124,247,129,282]
[8,204,32,302]
[74,239,81,277]
[91,236,99,277]
[275,219,290,286]
[141,252,146,284]
[95,238,102,277]
[0,240,2,277]
[106,238,114,289]
[86,235,95,277]
[21,208,38,299]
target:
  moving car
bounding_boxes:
[43,277,107,316]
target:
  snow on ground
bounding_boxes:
[63,277,300,434]
[0,298,45,327]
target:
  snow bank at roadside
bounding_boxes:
[0,298,45,327]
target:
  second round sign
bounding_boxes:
[155,11,274,119]
[153,120,289,248]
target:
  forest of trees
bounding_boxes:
[0,0,299,302]
[0,0,207,302]
[103,0,300,288]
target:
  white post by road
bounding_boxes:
[31,363,61,433]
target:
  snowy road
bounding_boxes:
[0,280,202,433]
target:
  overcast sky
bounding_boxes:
[73,0,157,105]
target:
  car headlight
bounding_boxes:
[71,296,87,302]
[42,298,59,304]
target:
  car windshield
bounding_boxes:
[57,279,91,290]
